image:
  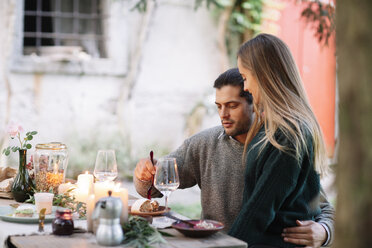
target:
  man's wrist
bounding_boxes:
[319,222,331,247]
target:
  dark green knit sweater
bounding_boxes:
[228,126,321,248]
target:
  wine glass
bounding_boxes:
[93,150,118,182]
[154,157,180,211]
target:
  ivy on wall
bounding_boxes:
[132,0,335,49]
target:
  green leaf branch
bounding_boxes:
[2,130,38,156]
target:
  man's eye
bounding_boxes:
[229,105,238,109]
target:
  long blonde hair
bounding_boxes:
[239,33,328,177]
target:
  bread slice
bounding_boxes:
[131,199,160,213]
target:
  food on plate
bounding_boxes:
[13,206,35,217]
[195,220,216,229]
[131,199,160,213]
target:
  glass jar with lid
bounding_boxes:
[52,209,74,235]
[34,142,68,194]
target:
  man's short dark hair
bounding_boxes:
[213,68,253,104]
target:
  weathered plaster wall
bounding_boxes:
[0,0,221,175]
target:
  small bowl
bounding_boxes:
[171,219,224,238]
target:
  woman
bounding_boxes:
[228,34,328,248]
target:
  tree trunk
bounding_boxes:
[335,0,372,247]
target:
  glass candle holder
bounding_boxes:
[52,209,74,235]
[34,192,54,215]
[34,143,68,194]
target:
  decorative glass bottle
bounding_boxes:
[11,149,35,202]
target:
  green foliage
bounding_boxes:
[195,0,224,9]
[132,0,263,62]
[66,130,136,180]
[131,0,151,12]
[2,131,38,156]
[232,0,262,35]
[65,127,173,181]
[132,0,335,51]
[122,215,168,247]
[26,189,87,218]
[169,202,202,219]
[301,0,335,45]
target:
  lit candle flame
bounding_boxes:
[53,163,58,174]
[114,182,121,191]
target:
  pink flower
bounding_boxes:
[26,162,33,170]
[7,124,23,138]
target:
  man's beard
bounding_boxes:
[223,121,249,137]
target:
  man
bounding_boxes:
[134,68,335,247]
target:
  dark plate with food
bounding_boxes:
[171,219,224,238]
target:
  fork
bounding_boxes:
[163,212,196,227]
[147,151,155,200]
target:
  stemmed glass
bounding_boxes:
[93,150,118,182]
[154,157,180,211]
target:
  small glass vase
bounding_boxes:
[11,149,35,202]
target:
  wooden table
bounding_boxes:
[0,198,247,248]
[10,229,246,248]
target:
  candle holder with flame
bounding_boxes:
[52,209,74,235]
[34,143,68,194]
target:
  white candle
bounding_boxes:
[77,171,94,192]
[86,194,95,232]
[112,183,128,224]
[75,172,94,203]
[58,182,76,195]
[94,181,114,203]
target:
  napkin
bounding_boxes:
[0,178,14,192]
[0,167,17,192]
[151,216,177,229]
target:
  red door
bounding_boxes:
[262,0,336,157]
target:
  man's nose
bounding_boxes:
[219,107,229,119]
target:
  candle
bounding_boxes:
[86,194,95,232]
[75,172,94,203]
[112,183,128,224]
[93,181,114,203]
[58,182,76,195]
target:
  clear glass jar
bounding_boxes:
[34,142,68,194]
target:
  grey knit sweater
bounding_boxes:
[134,126,335,244]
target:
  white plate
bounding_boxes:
[0,204,66,224]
